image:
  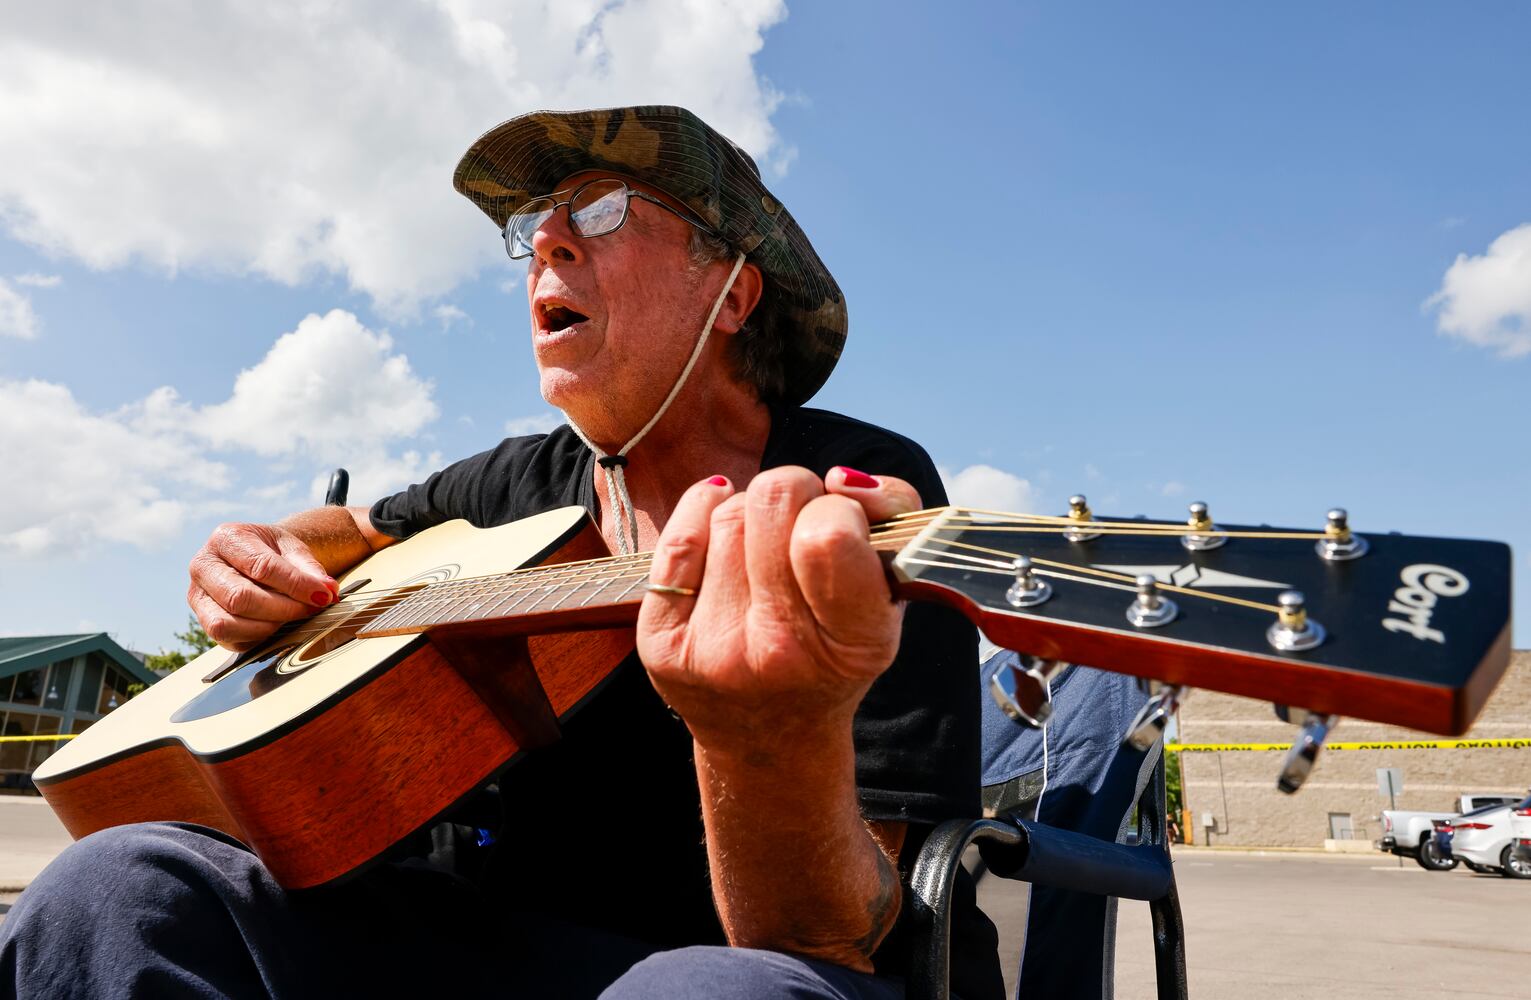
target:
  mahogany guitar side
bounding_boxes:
[34,508,634,889]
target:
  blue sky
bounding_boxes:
[1,2,1527,661]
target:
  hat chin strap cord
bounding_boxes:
[564,252,748,555]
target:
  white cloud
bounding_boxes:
[1426,223,1531,359]
[248,481,299,505]
[433,304,470,331]
[939,464,1040,515]
[505,412,564,437]
[0,279,39,338]
[0,379,229,554]
[13,272,61,288]
[306,448,444,509]
[0,309,441,555]
[1159,481,1186,497]
[195,309,438,461]
[0,2,790,316]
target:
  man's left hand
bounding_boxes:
[637,465,921,747]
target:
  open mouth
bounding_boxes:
[540,303,589,332]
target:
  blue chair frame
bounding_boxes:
[905,656,1188,1000]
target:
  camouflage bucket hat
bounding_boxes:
[453,105,846,407]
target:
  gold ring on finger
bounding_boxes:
[645,581,699,597]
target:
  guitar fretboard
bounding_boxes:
[360,552,659,637]
[352,516,924,639]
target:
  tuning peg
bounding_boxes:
[1277,712,1339,793]
[1266,590,1325,651]
[1062,494,1103,542]
[1005,556,1053,608]
[990,655,1063,729]
[1180,501,1226,552]
[1126,575,1178,628]
[1315,507,1369,561]
[1123,682,1188,751]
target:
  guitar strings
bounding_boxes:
[873,520,1332,542]
[890,506,1333,539]
[314,504,1287,623]
[297,505,936,620]
[237,505,1321,647]
[258,508,970,645]
[370,556,655,630]
[227,554,653,647]
[875,509,1297,612]
[900,535,1285,613]
[324,548,654,604]
[290,511,929,634]
[256,561,661,645]
[272,506,1305,636]
[289,504,1324,609]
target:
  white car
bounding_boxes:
[1443,792,1531,879]
[1511,810,1531,869]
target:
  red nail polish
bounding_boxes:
[839,467,879,488]
[311,590,332,606]
[707,475,729,487]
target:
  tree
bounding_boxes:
[143,615,216,673]
[1165,748,1184,835]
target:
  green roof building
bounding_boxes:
[1,634,162,791]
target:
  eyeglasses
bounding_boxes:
[502,177,717,260]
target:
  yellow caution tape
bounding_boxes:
[0,734,77,743]
[1167,738,1531,752]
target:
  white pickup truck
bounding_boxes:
[1377,794,1524,870]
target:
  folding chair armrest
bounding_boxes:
[1003,819,1173,901]
[906,817,1180,1000]
[907,818,1026,1000]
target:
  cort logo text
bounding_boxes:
[1381,563,1468,644]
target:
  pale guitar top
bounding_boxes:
[37,508,590,777]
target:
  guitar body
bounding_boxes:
[34,507,634,889]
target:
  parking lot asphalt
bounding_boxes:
[0,795,70,892]
[975,847,1530,1000]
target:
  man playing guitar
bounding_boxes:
[1,106,1002,999]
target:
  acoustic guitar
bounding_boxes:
[34,501,1512,888]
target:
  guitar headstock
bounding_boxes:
[884,498,1512,736]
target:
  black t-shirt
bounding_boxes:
[370,406,1003,1000]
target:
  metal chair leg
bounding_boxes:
[1149,876,1188,1000]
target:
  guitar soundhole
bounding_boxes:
[280,583,427,671]
[169,584,423,724]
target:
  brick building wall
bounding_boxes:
[1177,650,1530,848]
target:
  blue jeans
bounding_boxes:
[0,822,907,999]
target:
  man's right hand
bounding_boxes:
[188,522,340,651]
